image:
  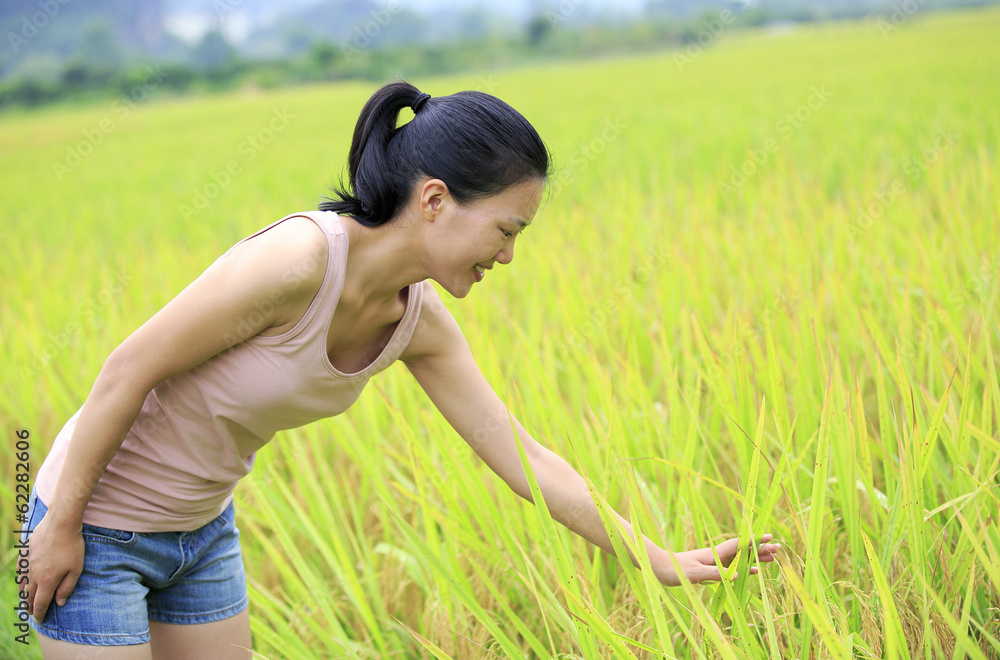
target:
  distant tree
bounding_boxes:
[378,10,430,48]
[526,14,553,46]
[76,20,125,74]
[191,30,235,71]
[459,8,491,40]
[310,41,338,78]
[283,25,316,56]
[7,53,63,83]
[734,7,771,26]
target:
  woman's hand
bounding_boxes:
[26,514,85,623]
[654,534,782,587]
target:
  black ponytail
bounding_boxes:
[320,80,550,227]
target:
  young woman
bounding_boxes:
[24,81,780,659]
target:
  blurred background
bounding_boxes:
[4,1,999,658]
[2,0,996,109]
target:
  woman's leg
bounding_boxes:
[149,607,252,660]
[146,500,251,659]
[38,636,152,660]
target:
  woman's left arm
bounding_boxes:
[401,284,780,586]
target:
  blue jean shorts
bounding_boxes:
[23,490,248,646]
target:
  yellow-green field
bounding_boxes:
[2,6,999,659]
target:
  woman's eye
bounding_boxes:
[501,229,513,238]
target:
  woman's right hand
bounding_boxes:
[26,513,85,623]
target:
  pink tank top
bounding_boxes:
[35,211,424,532]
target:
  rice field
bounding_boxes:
[2,5,999,659]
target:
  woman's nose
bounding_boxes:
[495,237,515,265]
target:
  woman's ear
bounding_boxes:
[419,178,450,221]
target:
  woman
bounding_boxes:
[24,81,780,659]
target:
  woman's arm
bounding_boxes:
[401,283,780,586]
[28,217,330,621]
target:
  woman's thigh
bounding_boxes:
[149,607,252,660]
[37,609,251,660]
[35,604,250,659]
[38,635,152,660]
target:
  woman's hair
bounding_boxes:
[320,80,550,226]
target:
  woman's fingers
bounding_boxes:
[661,536,783,587]
[756,543,782,561]
[687,561,725,584]
[706,534,782,567]
[29,563,80,622]
[24,519,86,623]
[29,574,56,622]
[25,574,36,618]
[55,569,82,608]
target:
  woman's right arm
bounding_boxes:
[27,217,329,622]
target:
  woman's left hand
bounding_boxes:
[653,534,782,587]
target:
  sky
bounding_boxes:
[164,0,651,43]
[403,0,647,13]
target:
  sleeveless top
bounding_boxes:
[35,211,425,532]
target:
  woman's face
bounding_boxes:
[422,178,544,298]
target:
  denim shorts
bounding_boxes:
[23,490,248,646]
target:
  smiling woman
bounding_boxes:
[23,80,779,660]
[318,82,549,297]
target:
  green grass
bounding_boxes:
[2,6,999,659]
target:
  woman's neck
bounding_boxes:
[338,212,429,307]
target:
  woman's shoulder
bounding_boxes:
[219,214,332,292]
[214,214,336,335]
[105,215,336,388]
[225,214,331,266]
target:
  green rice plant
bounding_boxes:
[3,5,999,659]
